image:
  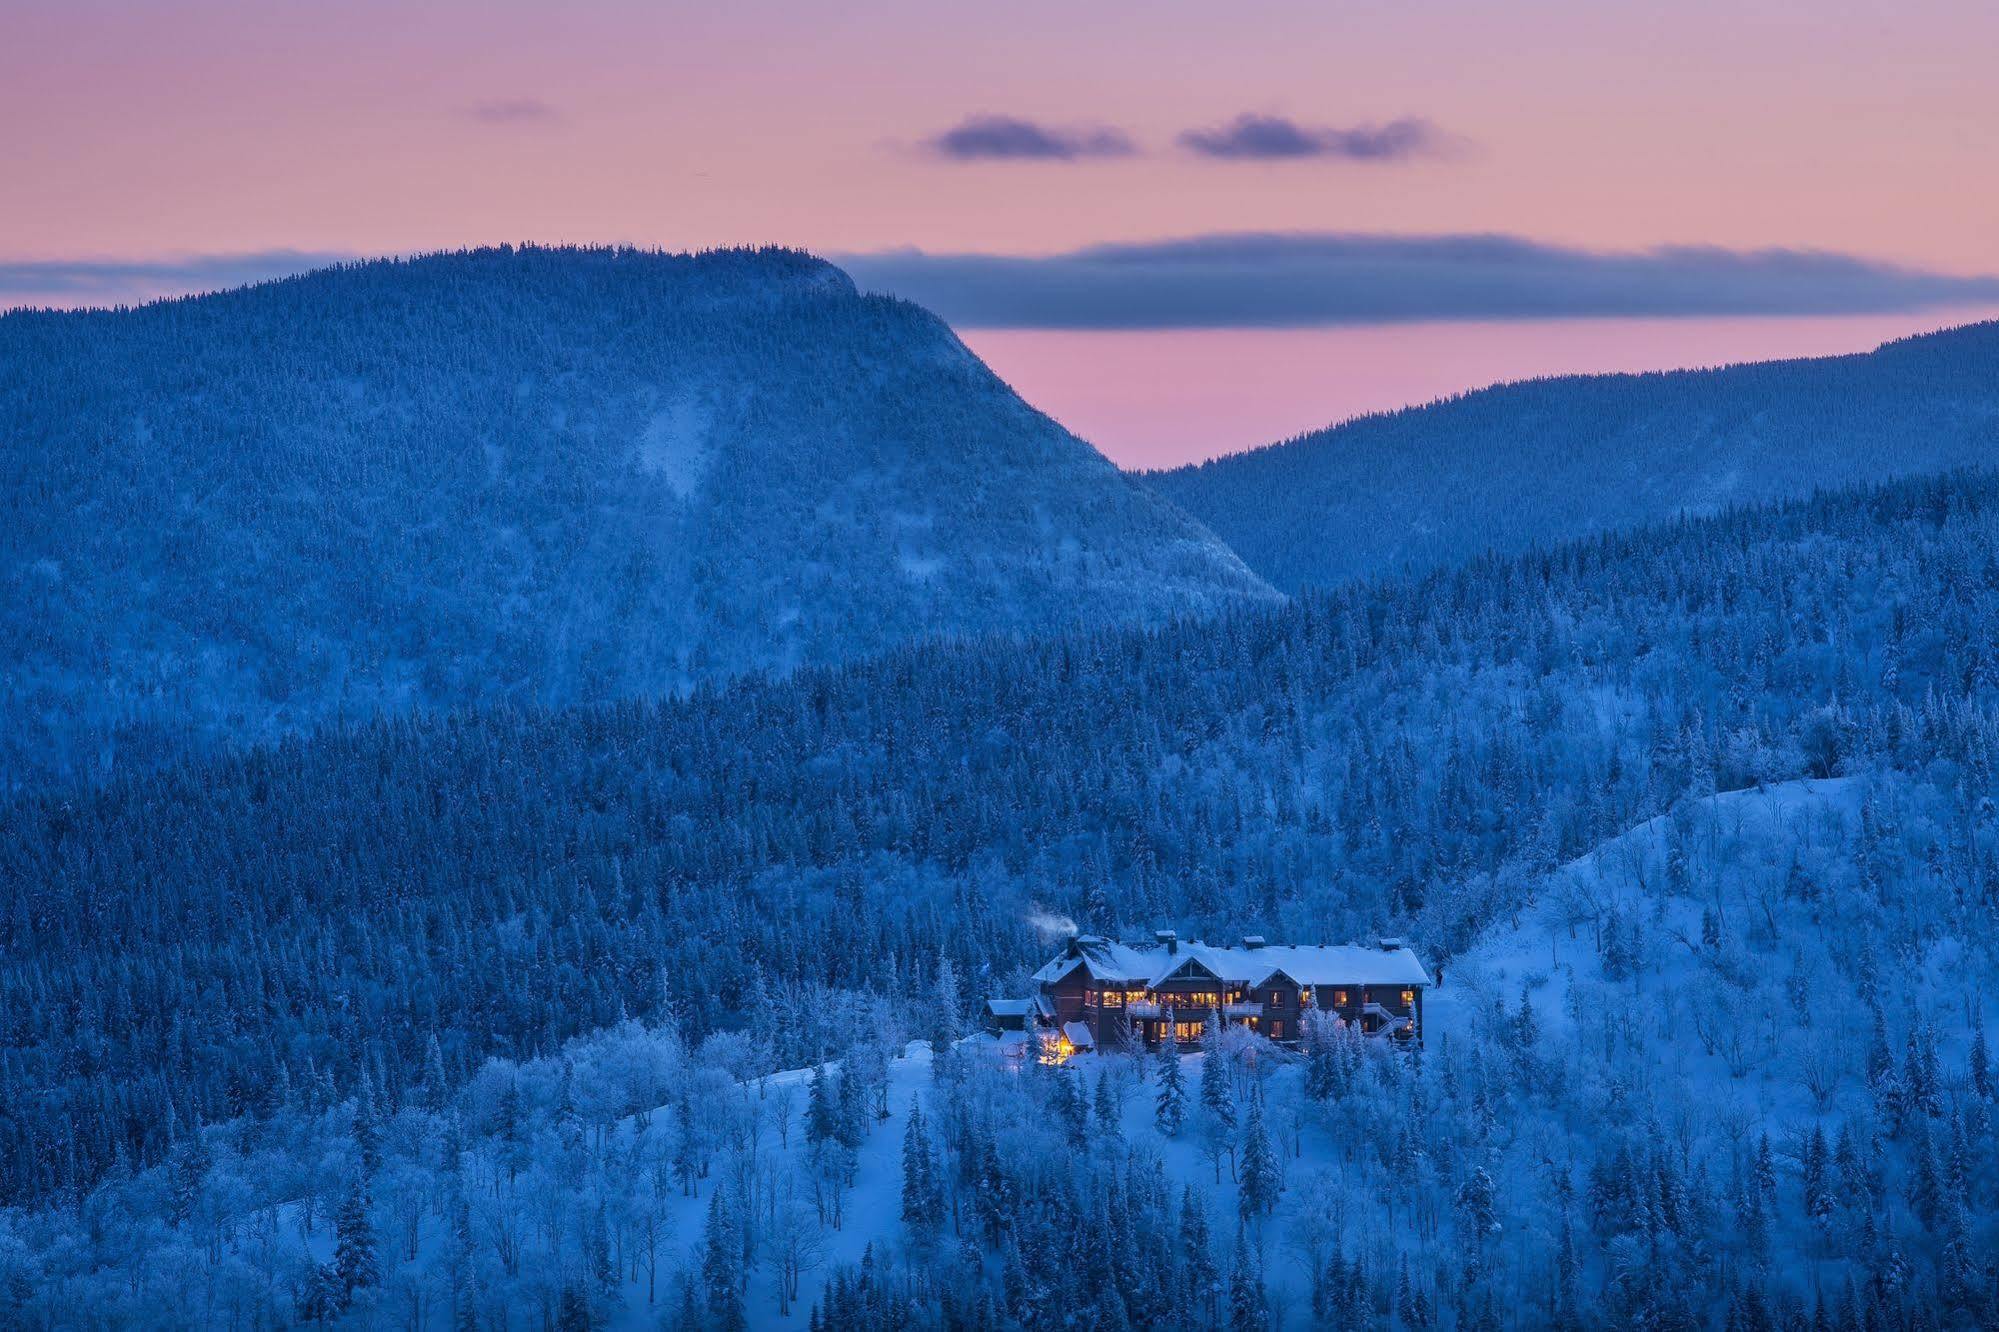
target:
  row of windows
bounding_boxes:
[1082,986,1416,1008]
[1143,1017,1288,1042]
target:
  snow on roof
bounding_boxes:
[1061,1021,1095,1049]
[986,998,1033,1017]
[1033,935,1431,988]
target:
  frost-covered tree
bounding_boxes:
[333,1178,378,1300]
[1150,1016,1185,1131]
[1237,1093,1281,1221]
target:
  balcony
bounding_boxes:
[1223,1001,1264,1018]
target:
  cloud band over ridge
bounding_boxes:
[0,251,354,310]
[838,233,1999,329]
[5,236,1996,330]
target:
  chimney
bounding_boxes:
[1376,937,1405,952]
[1154,929,1178,955]
[1241,935,1266,950]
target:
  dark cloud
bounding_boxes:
[1179,114,1451,161]
[467,98,559,125]
[836,233,1999,329]
[0,250,353,310]
[925,115,1135,161]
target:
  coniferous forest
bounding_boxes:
[4,252,1999,1328]
[6,433,1999,1323]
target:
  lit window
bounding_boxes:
[1335,990,1348,1006]
[1402,989,1415,1006]
[1268,990,1282,1006]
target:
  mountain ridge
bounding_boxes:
[0,244,1274,785]
[1146,317,1999,591]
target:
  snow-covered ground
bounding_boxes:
[7,773,1995,1328]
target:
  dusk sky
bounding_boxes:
[7,0,1998,465]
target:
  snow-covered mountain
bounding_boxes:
[1147,320,1999,591]
[0,245,1273,784]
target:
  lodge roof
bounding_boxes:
[1031,935,1432,989]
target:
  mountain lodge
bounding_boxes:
[990,931,1432,1056]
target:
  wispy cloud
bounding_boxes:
[1179,115,1453,162]
[837,233,1999,329]
[0,250,353,310]
[924,114,1135,161]
[466,98,559,126]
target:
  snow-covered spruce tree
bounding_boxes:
[1094,1069,1123,1140]
[1155,1013,1187,1135]
[166,1133,209,1229]
[805,1066,836,1148]
[1226,1227,1268,1332]
[351,1071,381,1178]
[702,1187,747,1332]
[1455,1163,1499,1245]
[1180,1185,1218,1323]
[1200,1011,1236,1131]
[1054,1069,1089,1151]
[900,1096,941,1237]
[332,1176,378,1301]
[930,954,963,1057]
[1237,1092,1280,1221]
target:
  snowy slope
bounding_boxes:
[0,245,1274,784]
[13,757,1999,1332]
[1147,319,1999,591]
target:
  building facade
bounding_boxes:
[1005,931,1432,1053]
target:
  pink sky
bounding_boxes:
[5,0,1996,463]
[966,307,1999,468]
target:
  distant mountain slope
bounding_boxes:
[1147,320,1999,591]
[0,245,1272,783]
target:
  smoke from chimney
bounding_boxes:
[1027,910,1080,943]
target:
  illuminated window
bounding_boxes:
[1268,990,1283,1006]
[1402,989,1415,1007]
[1270,1021,1285,1040]
[1335,990,1349,1006]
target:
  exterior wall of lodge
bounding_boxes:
[1065,976,1423,1050]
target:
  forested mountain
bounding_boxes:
[6,471,1999,1327]
[1147,321,1999,591]
[0,245,1271,786]
[8,465,1999,1215]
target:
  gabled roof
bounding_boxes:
[1033,936,1432,989]
[986,998,1033,1018]
[1147,949,1227,988]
